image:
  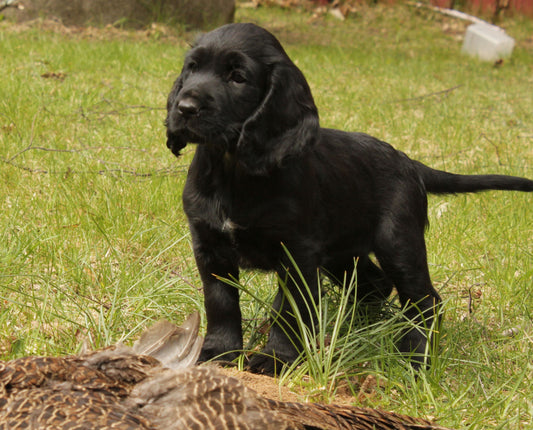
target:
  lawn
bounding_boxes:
[1,3,532,429]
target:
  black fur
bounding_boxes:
[165,23,533,374]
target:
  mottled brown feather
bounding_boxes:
[0,314,453,430]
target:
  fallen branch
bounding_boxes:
[3,157,186,177]
[406,1,501,30]
[79,101,165,121]
[393,84,463,103]
[3,144,188,177]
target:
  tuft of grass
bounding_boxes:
[1,4,532,428]
[271,248,405,402]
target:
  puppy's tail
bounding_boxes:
[414,161,533,194]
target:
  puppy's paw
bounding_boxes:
[247,347,299,376]
[248,353,285,376]
[197,336,241,364]
[398,328,430,370]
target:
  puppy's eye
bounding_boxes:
[187,60,198,72]
[229,70,246,84]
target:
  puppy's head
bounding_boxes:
[165,23,319,174]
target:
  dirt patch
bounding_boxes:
[216,366,306,403]
[213,365,383,406]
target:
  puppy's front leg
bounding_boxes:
[190,222,242,363]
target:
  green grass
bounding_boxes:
[1,3,532,428]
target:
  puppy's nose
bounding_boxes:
[177,97,200,117]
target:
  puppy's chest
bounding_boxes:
[194,188,286,247]
[187,185,261,234]
[214,196,264,239]
[219,209,244,237]
[207,195,283,269]
[184,167,305,267]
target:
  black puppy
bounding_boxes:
[165,23,533,374]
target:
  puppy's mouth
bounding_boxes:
[168,110,243,148]
[167,114,208,143]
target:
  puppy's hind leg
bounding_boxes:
[248,256,320,375]
[325,256,393,321]
[374,204,442,368]
[356,256,394,304]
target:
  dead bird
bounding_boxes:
[0,314,452,429]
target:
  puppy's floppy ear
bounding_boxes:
[165,77,188,158]
[236,62,319,174]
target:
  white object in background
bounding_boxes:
[462,23,515,62]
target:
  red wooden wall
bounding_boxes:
[431,0,533,17]
[312,0,533,17]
